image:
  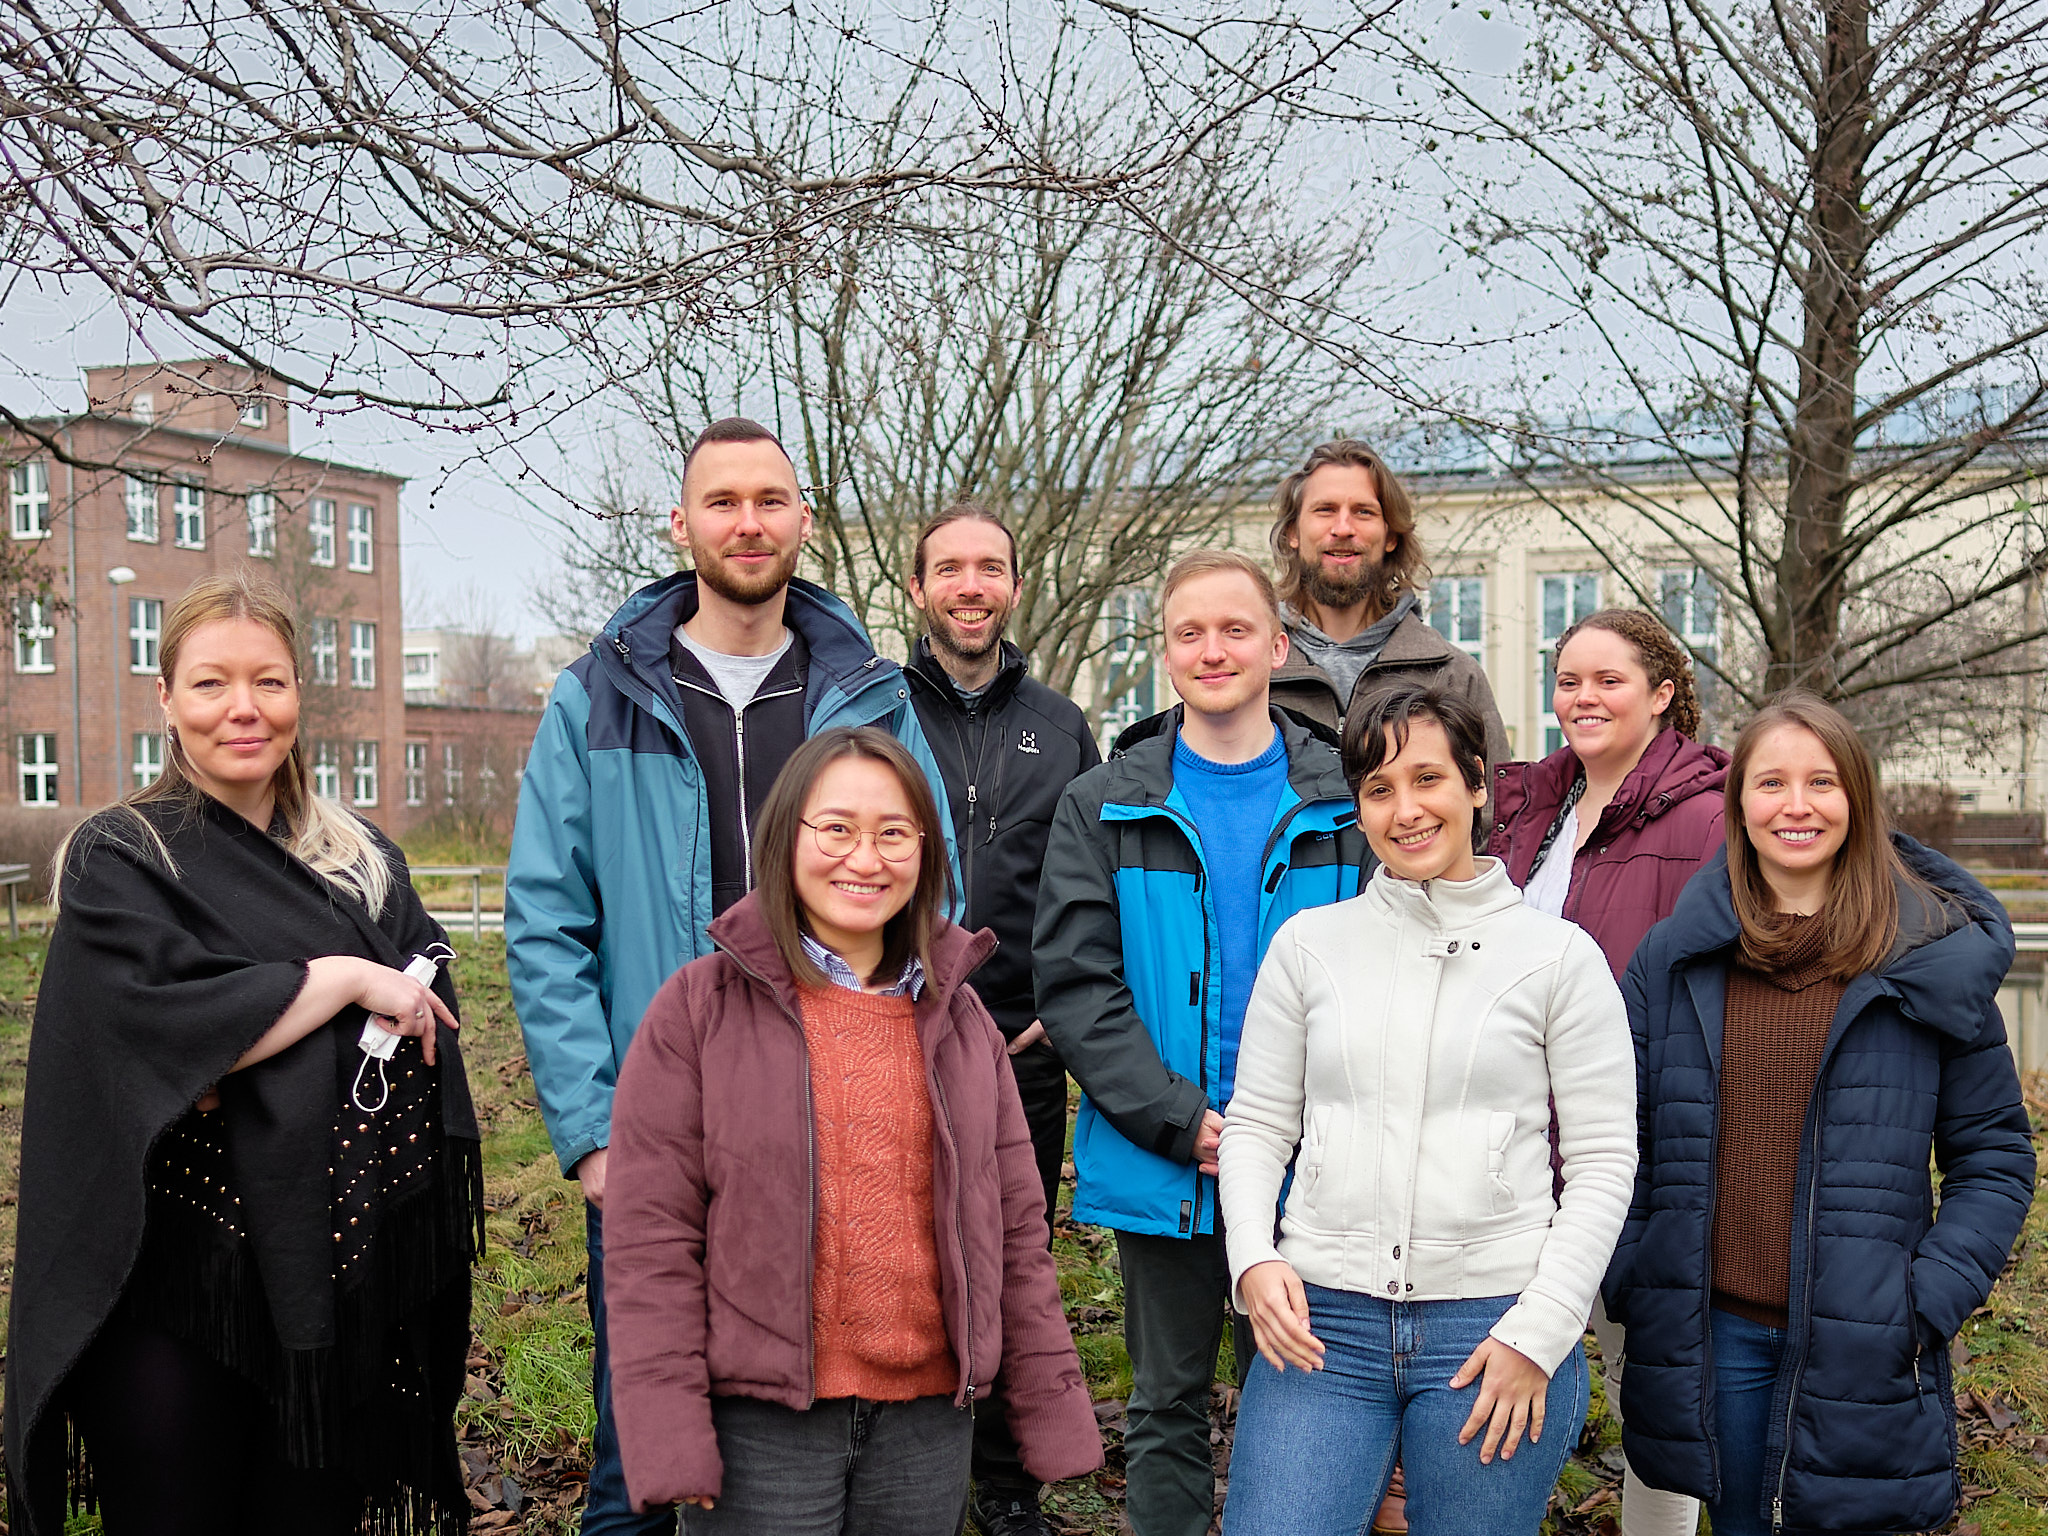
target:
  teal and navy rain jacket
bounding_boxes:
[505,571,956,1176]
[1032,708,1370,1239]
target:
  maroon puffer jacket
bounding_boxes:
[1489,729,1730,978]
[602,894,1101,1510]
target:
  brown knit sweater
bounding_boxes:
[798,983,957,1402]
[1711,916,1848,1327]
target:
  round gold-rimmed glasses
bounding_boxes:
[800,817,924,863]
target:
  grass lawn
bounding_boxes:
[1,928,2045,1533]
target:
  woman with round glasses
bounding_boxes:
[597,726,1100,1532]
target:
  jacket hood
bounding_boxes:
[1659,834,2014,1038]
[597,571,900,704]
[906,636,1028,712]
[1103,706,1351,810]
[706,890,999,1018]
[1497,730,1729,843]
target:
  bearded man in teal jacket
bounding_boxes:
[507,418,955,1534]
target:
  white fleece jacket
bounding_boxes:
[1217,858,1636,1375]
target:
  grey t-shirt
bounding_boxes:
[674,624,793,712]
[1284,590,1420,709]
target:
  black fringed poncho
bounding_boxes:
[4,794,483,1535]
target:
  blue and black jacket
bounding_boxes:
[505,571,955,1177]
[1032,706,1370,1238]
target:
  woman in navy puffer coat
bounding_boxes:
[1607,693,2034,1535]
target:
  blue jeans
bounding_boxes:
[585,1202,679,1534]
[682,1395,972,1535]
[1223,1287,1587,1536]
[1705,1309,1788,1536]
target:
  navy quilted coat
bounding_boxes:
[1605,838,2034,1533]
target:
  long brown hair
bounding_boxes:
[1269,439,1428,620]
[57,570,391,913]
[1555,608,1703,740]
[1725,691,1926,978]
[752,727,954,988]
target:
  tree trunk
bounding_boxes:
[1771,0,1875,698]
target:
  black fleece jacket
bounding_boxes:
[906,637,1101,1037]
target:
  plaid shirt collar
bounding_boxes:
[799,932,925,999]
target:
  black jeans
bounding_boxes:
[970,1041,1070,1502]
[1115,1227,1251,1536]
[65,1319,361,1536]
[683,1394,973,1536]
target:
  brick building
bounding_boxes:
[1,360,406,828]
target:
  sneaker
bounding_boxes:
[970,1487,1056,1536]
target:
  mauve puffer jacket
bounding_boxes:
[1490,729,1730,977]
[1608,840,2034,1533]
[603,895,1102,1510]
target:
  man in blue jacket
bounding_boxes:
[1034,551,1371,1536]
[506,417,955,1534]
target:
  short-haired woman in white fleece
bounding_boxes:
[1217,684,1636,1536]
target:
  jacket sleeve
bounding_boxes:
[1911,998,2036,1341]
[1601,946,1658,1326]
[603,972,723,1508]
[1033,780,1209,1164]
[1216,929,1309,1305]
[505,674,614,1176]
[980,1017,1104,1483]
[1492,927,1637,1375]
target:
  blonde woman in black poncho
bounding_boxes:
[4,572,483,1536]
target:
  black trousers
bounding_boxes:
[969,1041,1070,1500]
[65,1319,362,1536]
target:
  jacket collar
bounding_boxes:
[906,635,1028,712]
[707,891,999,1019]
[1497,730,1730,843]
[1271,606,1454,692]
[1660,835,2013,1040]
[1363,855,1526,928]
[1103,704,1351,811]
[598,570,898,706]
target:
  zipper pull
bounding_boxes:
[1772,1497,1783,1531]
[986,815,996,845]
[968,784,977,806]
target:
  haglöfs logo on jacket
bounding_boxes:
[1019,731,1040,754]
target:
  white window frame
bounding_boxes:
[346,502,374,572]
[17,732,58,806]
[125,475,160,542]
[351,740,379,807]
[1098,589,1156,745]
[14,598,54,674]
[308,497,337,567]
[404,741,428,806]
[1538,571,1603,756]
[1659,565,1721,724]
[239,396,269,429]
[172,480,206,549]
[10,461,51,540]
[349,620,377,688]
[308,617,339,685]
[131,393,155,423]
[441,742,461,806]
[247,489,276,558]
[130,596,163,674]
[1428,575,1485,665]
[312,741,342,800]
[132,731,164,789]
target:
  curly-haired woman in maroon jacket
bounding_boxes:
[1484,608,1727,1536]
[601,726,1100,1534]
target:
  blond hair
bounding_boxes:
[1160,550,1283,629]
[58,570,392,914]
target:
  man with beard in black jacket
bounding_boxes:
[906,499,1102,1536]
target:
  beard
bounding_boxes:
[927,603,1010,662]
[1300,545,1385,612]
[695,540,803,605]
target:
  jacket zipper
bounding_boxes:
[676,673,803,892]
[928,1071,977,1404]
[1772,1104,1826,1533]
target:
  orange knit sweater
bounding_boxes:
[798,983,957,1402]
